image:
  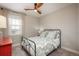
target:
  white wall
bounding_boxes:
[40,4,78,51]
[77,4,79,51]
[23,15,39,37]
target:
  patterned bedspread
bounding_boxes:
[21,36,60,56]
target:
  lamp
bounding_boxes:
[0,15,6,28]
[0,8,7,28]
[34,9,37,12]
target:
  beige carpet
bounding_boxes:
[12,46,79,56]
[49,48,78,56]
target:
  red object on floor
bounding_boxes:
[0,37,12,56]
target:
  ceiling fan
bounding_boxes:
[25,3,43,14]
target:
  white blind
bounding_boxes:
[8,12,22,35]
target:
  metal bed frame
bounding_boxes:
[21,29,61,56]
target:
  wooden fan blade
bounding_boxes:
[34,3,37,9]
[34,3,43,9]
[37,10,41,14]
[37,3,43,8]
[25,9,34,10]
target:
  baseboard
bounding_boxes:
[12,43,20,47]
[62,47,79,55]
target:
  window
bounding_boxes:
[8,13,22,35]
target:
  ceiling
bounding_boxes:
[0,3,71,17]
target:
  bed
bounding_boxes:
[21,29,61,56]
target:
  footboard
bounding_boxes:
[21,36,36,56]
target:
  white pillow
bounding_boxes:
[46,31,57,39]
[40,31,48,37]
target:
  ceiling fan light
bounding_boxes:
[34,9,37,12]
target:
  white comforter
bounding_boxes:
[22,36,60,56]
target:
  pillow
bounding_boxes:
[46,31,57,39]
[40,31,48,37]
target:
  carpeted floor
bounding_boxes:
[12,46,79,56]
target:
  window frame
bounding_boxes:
[8,13,22,35]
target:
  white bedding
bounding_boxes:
[22,36,60,56]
